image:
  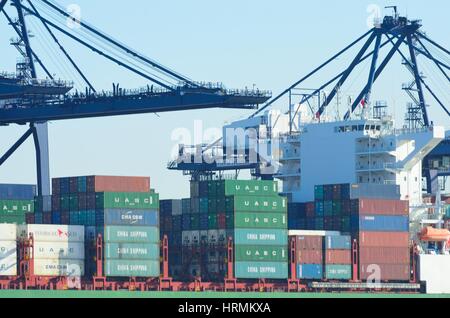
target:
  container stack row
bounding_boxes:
[295,234,351,280]
[160,179,289,281]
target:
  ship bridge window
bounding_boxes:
[376,126,381,131]
[352,125,358,132]
[358,125,365,131]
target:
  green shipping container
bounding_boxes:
[208,199,217,214]
[232,196,287,213]
[69,194,78,211]
[234,212,287,229]
[314,185,324,200]
[234,229,288,246]
[325,265,352,280]
[235,245,287,262]
[105,243,159,260]
[96,192,159,210]
[104,226,159,243]
[0,200,34,215]
[235,261,288,279]
[0,214,26,224]
[104,260,160,277]
[221,180,279,197]
[208,214,218,229]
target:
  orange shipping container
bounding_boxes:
[356,199,409,216]
[360,264,410,281]
[359,247,410,264]
[357,232,410,248]
[87,176,150,193]
[325,250,351,265]
[297,250,323,264]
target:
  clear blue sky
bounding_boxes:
[1,0,449,198]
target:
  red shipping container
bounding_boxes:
[25,213,35,224]
[217,214,226,229]
[296,236,323,250]
[359,247,410,264]
[87,176,150,193]
[354,199,409,216]
[297,250,323,264]
[360,264,410,281]
[325,250,351,264]
[357,232,410,248]
[42,213,52,224]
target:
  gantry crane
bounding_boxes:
[0,0,271,195]
[169,8,450,183]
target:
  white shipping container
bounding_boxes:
[0,251,17,276]
[33,242,85,260]
[0,240,16,259]
[0,224,17,241]
[33,259,85,277]
[18,225,85,242]
[419,254,450,294]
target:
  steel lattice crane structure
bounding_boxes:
[0,0,271,195]
[168,8,450,181]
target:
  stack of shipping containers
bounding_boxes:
[33,176,160,279]
[18,224,85,276]
[160,199,184,277]
[0,224,17,277]
[296,235,323,280]
[324,235,352,280]
[167,179,288,281]
[289,183,411,282]
[0,184,35,225]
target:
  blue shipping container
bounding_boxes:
[0,184,36,200]
[351,215,409,232]
[297,264,323,280]
[103,209,158,227]
[325,235,352,250]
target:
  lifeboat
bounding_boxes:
[420,227,450,242]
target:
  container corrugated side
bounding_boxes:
[355,199,409,216]
[33,259,85,276]
[359,247,410,264]
[297,250,323,264]
[222,180,278,197]
[96,192,159,210]
[235,245,287,262]
[18,225,85,242]
[103,209,158,227]
[232,196,287,213]
[360,264,410,281]
[0,184,36,200]
[0,200,34,214]
[234,229,288,246]
[325,265,352,280]
[357,232,410,247]
[351,215,409,232]
[324,235,351,250]
[296,236,323,250]
[104,260,160,277]
[234,212,287,229]
[234,261,288,279]
[0,224,17,241]
[33,242,85,260]
[0,241,17,276]
[105,243,159,260]
[90,176,150,193]
[325,250,351,264]
[297,264,323,279]
[104,226,159,243]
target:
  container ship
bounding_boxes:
[0,5,449,297]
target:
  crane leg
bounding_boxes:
[31,122,51,196]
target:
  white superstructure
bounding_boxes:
[222,110,445,206]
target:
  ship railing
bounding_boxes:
[392,127,433,135]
